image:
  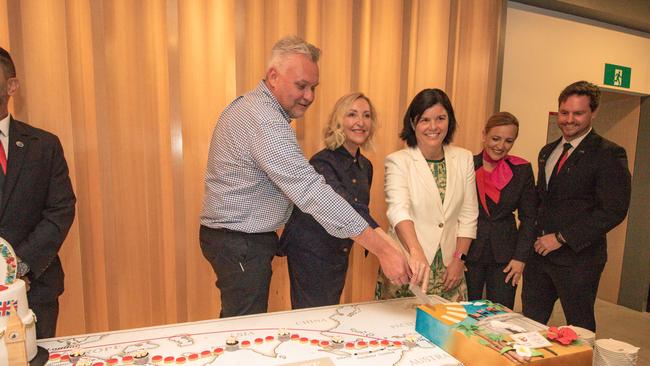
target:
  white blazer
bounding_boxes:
[384,145,478,266]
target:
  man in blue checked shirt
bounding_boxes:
[200,36,415,317]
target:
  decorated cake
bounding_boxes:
[0,237,38,365]
[416,300,592,365]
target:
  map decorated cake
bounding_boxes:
[416,300,592,365]
[38,298,462,366]
[0,237,38,365]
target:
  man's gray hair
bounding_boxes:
[267,36,321,71]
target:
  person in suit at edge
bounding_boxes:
[279,92,385,309]
[522,80,631,332]
[376,88,478,301]
[0,47,76,338]
[465,112,537,310]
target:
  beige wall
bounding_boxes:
[501,2,649,303]
[501,2,650,166]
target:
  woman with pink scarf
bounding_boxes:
[466,112,538,309]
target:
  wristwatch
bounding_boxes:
[555,232,567,245]
[453,250,467,262]
[17,260,30,278]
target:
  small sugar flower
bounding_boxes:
[514,345,532,357]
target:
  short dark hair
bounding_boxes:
[558,80,600,112]
[0,47,16,79]
[399,88,457,147]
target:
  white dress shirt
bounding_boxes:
[0,114,9,158]
[545,127,592,184]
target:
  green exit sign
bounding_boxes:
[604,63,631,88]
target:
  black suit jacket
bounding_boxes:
[0,117,76,303]
[468,154,537,263]
[534,130,631,266]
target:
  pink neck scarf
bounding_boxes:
[476,150,528,215]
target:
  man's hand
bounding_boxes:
[503,259,525,286]
[377,247,411,285]
[373,228,412,285]
[534,233,562,256]
[443,258,465,291]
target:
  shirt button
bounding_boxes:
[342,247,349,253]
[352,179,357,184]
[438,223,444,228]
[354,198,358,202]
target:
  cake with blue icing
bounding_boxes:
[415,300,593,365]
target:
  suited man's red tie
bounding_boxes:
[0,140,6,175]
[552,142,572,178]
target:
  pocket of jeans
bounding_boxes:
[206,234,249,268]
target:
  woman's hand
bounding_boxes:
[407,249,430,292]
[443,258,466,291]
[503,259,525,286]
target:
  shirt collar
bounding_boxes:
[335,146,363,169]
[562,127,592,149]
[0,113,9,137]
[257,80,292,123]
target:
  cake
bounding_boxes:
[415,300,592,365]
[0,237,38,365]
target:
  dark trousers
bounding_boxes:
[28,298,59,339]
[286,242,352,309]
[465,261,517,310]
[522,259,605,332]
[199,225,277,318]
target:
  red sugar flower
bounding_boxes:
[546,326,578,345]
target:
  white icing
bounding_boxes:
[0,236,38,366]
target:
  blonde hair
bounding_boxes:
[323,93,377,151]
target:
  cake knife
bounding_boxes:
[409,283,435,305]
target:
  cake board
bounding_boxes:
[30,346,49,366]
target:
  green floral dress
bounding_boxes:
[376,157,468,302]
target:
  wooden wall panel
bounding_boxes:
[447,0,505,153]
[405,0,452,98]
[64,0,110,335]
[178,0,237,322]
[0,0,503,335]
[0,2,8,51]
[16,0,86,336]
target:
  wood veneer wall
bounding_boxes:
[0,0,504,336]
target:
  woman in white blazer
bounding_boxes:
[376,89,478,301]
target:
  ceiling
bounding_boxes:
[512,0,650,34]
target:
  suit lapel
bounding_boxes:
[491,162,515,218]
[474,154,493,217]
[0,118,32,216]
[442,145,456,213]
[554,130,597,181]
[539,138,560,191]
[410,147,444,215]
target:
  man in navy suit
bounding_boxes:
[522,81,631,331]
[0,47,76,338]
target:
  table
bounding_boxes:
[38,297,462,366]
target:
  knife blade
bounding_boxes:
[409,283,435,305]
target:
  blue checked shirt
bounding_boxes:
[200,81,369,238]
